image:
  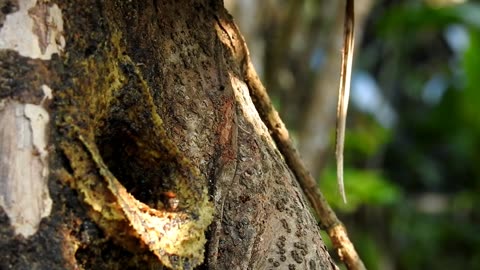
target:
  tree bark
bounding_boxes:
[0,1,338,269]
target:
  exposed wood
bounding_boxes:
[1,0,340,269]
[0,98,52,238]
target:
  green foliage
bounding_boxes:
[378,2,480,37]
[391,198,480,270]
[326,1,480,268]
[354,233,383,270]
[462,28,480,133]
[319,166,401,212]
[253,0,480,267]
[344,115,391,160]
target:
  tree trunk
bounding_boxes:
[0,1,337,269]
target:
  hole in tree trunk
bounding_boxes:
[95,118,176,210]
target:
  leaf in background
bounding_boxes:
[377,2,480,37]
[320,166,401,212]
[461,28,480,133]
[344,115,391,160]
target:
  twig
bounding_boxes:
[336,0,355,204]
[227,4,366,270]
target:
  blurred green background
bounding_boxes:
[227,0,480,269]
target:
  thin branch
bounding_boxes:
[228,15,367,270]
[335,0,355,204]
[298,0,376,180]
[297,2,345,176]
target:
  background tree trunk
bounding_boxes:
[0,0,337,269]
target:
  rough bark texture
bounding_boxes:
[0,0,337,269]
